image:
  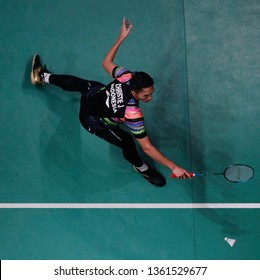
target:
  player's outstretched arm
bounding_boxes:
[136,136,191,179]
[102,17,133,77]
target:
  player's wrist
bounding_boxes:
[169,163,178,173]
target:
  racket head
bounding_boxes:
[223,164,254,183]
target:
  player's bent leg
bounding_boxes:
[79,116,166,187]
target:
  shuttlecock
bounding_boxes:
[224,237,236,247]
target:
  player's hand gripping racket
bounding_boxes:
[171,164,254,183]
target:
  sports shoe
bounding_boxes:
[133,163,166,187]
[31,54,45,85]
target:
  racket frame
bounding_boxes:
[173,164,254,183]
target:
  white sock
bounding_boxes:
[43,73,51,83]
[135,163,149,172]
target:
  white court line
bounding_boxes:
[0,203,260,209]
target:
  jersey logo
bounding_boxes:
[105,90,110,108]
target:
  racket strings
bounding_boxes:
[224,165,254,182]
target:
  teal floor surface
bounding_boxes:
[0,0,259,259]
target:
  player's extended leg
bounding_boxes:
[31,54,103,93]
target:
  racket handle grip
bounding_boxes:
[171,172,195,179]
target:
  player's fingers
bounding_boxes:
[184,171,192,179]
[178,174,186,180]
[178,171,191,180]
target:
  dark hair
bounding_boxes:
[130,71,154,92]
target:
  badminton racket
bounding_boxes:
[171,164,254,183]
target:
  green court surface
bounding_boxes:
[0,0,259,259]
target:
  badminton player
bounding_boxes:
[31,17,191,186]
